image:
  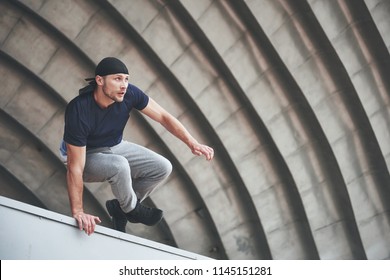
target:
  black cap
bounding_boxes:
[85,57,129,84]
[95,57,128,76]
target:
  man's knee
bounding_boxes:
[162,158,173,178]
[111,156,130,175]
[154,157,172,180]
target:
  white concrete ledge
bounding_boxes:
[0,196,210,260]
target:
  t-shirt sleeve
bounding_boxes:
[63,99,89,147]
[128,84,149,110]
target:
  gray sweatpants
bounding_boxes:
[82,141,172,213]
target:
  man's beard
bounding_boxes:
[102,86,123,103]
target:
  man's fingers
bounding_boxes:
[193,145,214,160]
[207,147,214,160]
[94,216,102,224]
[74,213,101,235]
[85,216,98,235]
[75,214,84,231]
[81,215,90,234]
[202,146,214,160]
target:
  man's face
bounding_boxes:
[100,73,129,103]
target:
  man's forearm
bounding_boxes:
[67,170,85,216]
[141,98,213,160]
[161,114,198,148]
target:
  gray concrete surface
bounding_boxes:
[0,196,210,259]
[0,0,389,259]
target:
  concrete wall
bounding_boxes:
[0,196,209,259]
[0,0,389,259]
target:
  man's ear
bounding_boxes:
[95,75,104,86]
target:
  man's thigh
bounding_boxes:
[83,150,129,182]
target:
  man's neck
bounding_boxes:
[93,87,114,109]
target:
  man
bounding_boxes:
[61,57,214,235]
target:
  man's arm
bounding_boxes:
[66,143,101,235]
[141,98,214,161]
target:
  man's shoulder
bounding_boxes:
[124,83,147,101]
[124,83,149,110]
[126,83,146,94]
[65,92,93,116]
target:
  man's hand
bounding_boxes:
[191,143,214,161]
[73,212,101,236]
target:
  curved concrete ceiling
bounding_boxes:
[1,0,390,259]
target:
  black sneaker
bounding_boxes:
[106,199,128,233]
[126,200,163,226]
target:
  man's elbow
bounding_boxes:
[67,164,84,178]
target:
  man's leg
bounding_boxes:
[83,148,136,232]
[84,142,172,230]
[110,141,172,203]
[83,147,137,212]
[107,141,172,228]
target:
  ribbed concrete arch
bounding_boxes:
[1,0,390,259]
[0,109,68,213]
[224,0,365,259]
[0,165,46,209]
[224,0,366,259]
[307,0,390,259]
[246,0,390,259]
[166,0,318,259]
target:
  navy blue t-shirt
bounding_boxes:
[63,83,149,150]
